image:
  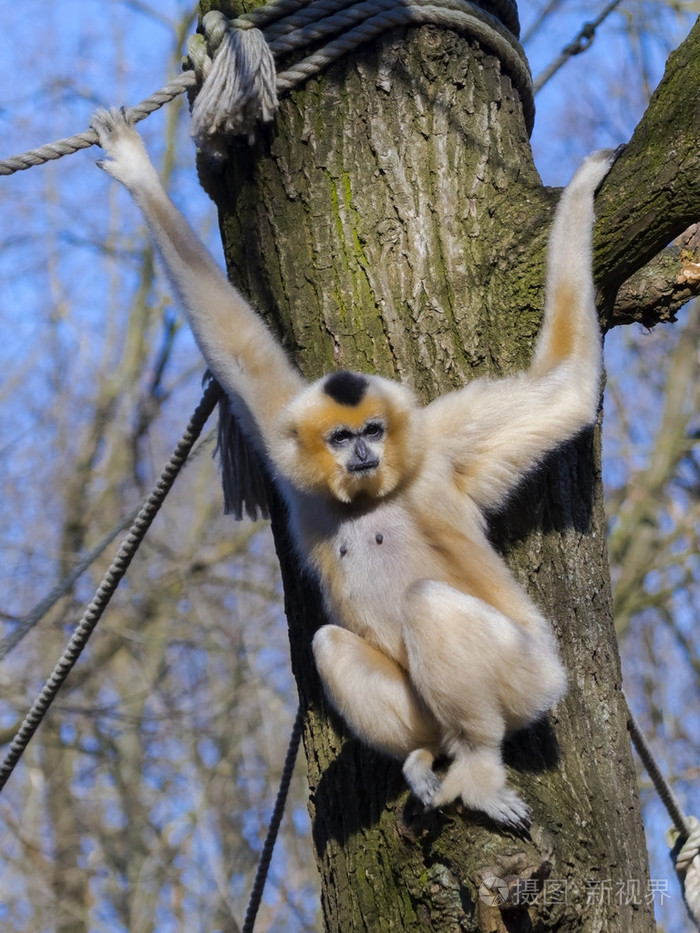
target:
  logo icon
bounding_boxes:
[478,874,510,907]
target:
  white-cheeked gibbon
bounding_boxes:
[92,108,615,827]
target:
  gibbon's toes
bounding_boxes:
[403,748,441,806]
[414,770,443,807]
[481,788,531,830]
[431,776,532,829]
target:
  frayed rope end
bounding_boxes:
[190,11,278,151]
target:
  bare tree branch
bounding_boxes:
[594,18,700,312]
[610,223,700,327]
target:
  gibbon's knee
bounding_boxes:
[402,581,565,740]
[312,625,440,759]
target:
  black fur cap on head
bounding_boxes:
[323,370,368,407]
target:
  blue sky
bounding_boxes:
[0,2,697,931]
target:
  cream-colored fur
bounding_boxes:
[93,108,615,826]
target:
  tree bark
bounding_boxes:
[194,3,700,930]
[610,223,700,327]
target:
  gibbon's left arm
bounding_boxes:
[91,109,305,455]
[428,149,616,512]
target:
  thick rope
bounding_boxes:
[0,380,222,792]
[627,703,690,838]
[241,704,304,933]
[245,0,520,37]
[0,73,196,176]
[627,701,700,927]
[189,0,534,144]
[669,817,700,928]
[0,0,531,175]
[274,2,531,104]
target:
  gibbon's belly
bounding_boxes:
[317,500,441,665]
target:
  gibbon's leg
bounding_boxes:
[402,580,567,826]
[312,625,442,803]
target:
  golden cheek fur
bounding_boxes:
[279,399,411,500]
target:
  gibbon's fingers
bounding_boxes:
[91,108,157,191]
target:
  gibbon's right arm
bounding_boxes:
[426,148,617,513]
[91,108,305,453]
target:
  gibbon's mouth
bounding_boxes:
[348,459,380,474]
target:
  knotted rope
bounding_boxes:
[187,0,534,148]
[669,817,700,928]
[628,704,700,928]
[0,0,531,175]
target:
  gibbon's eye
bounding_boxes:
[363,421,385,440]
[328,427,354,448]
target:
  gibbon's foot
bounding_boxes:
[429,746,531,829]
[436,785,531,830]
[403,748,441,806]
[478,788,531,830]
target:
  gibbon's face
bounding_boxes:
[278,371,420,503]
[323,414,387,499]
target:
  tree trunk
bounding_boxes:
[199,3,657,929]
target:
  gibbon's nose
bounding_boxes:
[348,436,380,472]
[355,437,369,461]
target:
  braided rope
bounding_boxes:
[0,73,196,176]
[190,0,533,142]
[671,817,700,927]
[627,701,700,926]
[626,703,690,838]
[263,0,519,46]
[273,1,533,130]
[0,379,222,791]
[244,0,519,38]
[1,0,531,175]
[241,705,304,933]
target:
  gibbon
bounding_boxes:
[92,107,615,827]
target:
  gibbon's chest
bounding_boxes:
[298,497,447,663]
